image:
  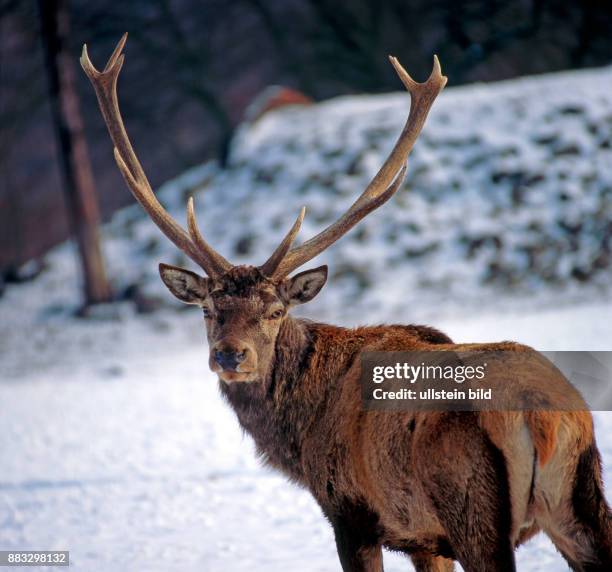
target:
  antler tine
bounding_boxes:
[187,197,232,273]
[259,206,306,276]
[81,34,231,277]
[270,56,447,279]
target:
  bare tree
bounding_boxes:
[38,0,111,305]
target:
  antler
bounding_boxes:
[80,34,231,278]
[262,55,447,279]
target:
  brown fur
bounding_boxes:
[159,264,611,572]
[86,37,608,569]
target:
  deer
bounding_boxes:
[81,34,611,572]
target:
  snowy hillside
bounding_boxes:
[219,63,612,313]
[1,65,611,571]
[79,63,612,321]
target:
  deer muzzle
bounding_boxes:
[210,338,257,383]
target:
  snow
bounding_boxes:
[1,303,611,572]
[1,65,611,571]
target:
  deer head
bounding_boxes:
[81,34,446,383]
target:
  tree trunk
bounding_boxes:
[39,0,112,305]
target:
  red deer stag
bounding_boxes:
[82,34,611,572]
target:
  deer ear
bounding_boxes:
[159,263,209,304]
[282,265,328,306]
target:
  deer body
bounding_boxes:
[217,295,609,572]
[82,36,612,571]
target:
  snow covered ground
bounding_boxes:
[1,302,611,572]
[1,64,611,571]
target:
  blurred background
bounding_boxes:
[1,2,612,571]
[2,0,612,292]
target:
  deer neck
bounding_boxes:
[218,315,325,479]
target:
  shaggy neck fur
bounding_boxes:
[218,316,441,482]
[219,316,331,480]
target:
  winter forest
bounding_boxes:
[1,1,612,571]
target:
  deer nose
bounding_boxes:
[214,349,247,371]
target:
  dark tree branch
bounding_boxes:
[38,0,112,305]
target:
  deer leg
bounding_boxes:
[330,500,384,572]
[410,553,455,571]
[569,443,612,570]
[542,443,612,572]
[415,414,516,572]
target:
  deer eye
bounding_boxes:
[267,309,284,320]
[202,307,212,319]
